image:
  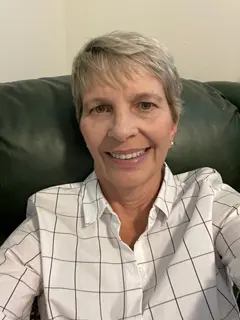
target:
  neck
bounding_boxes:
[98,170,163,221]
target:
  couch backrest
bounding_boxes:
[0,76,240,241]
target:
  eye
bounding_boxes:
[92,105,111,114]
[137,102,155,111]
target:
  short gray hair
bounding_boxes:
[72,31,182,122]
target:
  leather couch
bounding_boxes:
[0,76,240,310]
[0,76,240,246]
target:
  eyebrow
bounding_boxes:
[83,98,113,109]
[131,93,164,103]
[83,92,164,108]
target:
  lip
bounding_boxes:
[105,147,151,169]
[107,148,148,155]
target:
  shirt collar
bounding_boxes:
[82,163,179,225]
[81,171,110,226]
[153,163,179,218]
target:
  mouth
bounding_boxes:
[106,147,151,160]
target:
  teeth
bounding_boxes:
[111,149,146,160]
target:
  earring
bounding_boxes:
[171,141,174,146]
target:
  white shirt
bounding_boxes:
[0,165,240,320]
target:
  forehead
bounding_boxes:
[82,69,166,103]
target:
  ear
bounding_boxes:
[170,121,178,141]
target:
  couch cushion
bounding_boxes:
[0,76,92,239]
[0,76,240,240]
[206,81,240,111]
[167,79,240,190]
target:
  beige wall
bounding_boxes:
[66,0,240,82]
[1,0,239,82]
[0,0,68,82]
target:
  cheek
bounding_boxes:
[150,119,175,144]
[80,120,105,154]
[80,121,94,148]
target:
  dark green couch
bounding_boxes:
[0,76,240,245]
[0,76,240,311]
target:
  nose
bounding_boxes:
[108,111,138,142]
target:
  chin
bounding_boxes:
[105,170,151,190]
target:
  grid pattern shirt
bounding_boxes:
[0,165,240,320]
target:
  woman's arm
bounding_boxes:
[215,204,240,288]
[212,179,240,289]
[0,214,42,320]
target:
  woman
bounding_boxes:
[0,31,239,320]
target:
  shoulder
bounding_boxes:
[175,167,222,188]
[27,182,85,217]
[175,166,240,210]
[175,166,239,201]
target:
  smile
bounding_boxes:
[110,149,147,160]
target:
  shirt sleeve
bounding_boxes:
[211,175,240,289]
[0,209,42,320]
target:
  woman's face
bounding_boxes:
[80,69,178,190]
